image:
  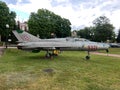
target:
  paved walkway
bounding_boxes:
[91,52,120,58]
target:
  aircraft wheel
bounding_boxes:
[46,53,53,59]
[86,56,90,60]
[46,53,51,58]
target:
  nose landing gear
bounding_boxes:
[86,55,90,60]
[86,51,90,60]
[106,49,109,56]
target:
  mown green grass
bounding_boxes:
[108,48,120,54]
[0,49,120,90]
[99,48,120,54]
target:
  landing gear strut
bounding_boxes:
[106,49,109,56]
[86,51,90,60]
[45,51,53,59]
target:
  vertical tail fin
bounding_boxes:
[12,30,41,42]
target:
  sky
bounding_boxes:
[2,0,120,33]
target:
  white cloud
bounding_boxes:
[7,0,120,32]
[110,10,120,29]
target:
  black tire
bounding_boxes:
[86,56,90,60]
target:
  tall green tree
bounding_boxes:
[93,16,115,42]
[0,1,16,41]
[28,9,71,38]
[77,27,91,39]
[116,29,120,43]
[77,27,94,40]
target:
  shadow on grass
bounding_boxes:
[5,49,90,63]
[18,55,53,61]
[20,53,88,62]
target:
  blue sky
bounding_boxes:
[2,0,120,33]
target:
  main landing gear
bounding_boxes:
[45,51,53,59]
[45,50,60,59]
[106,49,109,56]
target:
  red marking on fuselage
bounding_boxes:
[88,45,97,50]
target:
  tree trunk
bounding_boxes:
[0,35,1,42]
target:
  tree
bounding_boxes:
[77,27,94,40]
[93,16,115,42]
[0,1,16,42]
[116,29,120,43]
[28,9,71,38]
[93,16,110,26]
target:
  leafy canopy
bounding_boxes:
[93,16,115,42]
[0,1,16,41]
[77,16,115,42]
[116,29,120,43]
[28,9,71,38]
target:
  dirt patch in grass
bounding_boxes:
[43,68,54,73]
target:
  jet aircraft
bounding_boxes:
[12,30,109,60]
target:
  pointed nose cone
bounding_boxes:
[97,43,110,50]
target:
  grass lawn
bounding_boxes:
[0,49,120,90]
[98,48,120,55]
[108,48,120,54]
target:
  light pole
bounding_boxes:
[5,24,9,48]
